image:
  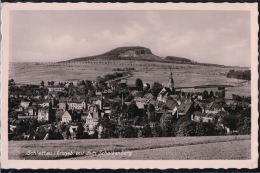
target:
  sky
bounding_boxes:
[9,10,250,66]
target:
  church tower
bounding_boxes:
[168,71,174,91]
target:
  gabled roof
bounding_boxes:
[158,87,172,97]
[206,101,223,110]
[136,102,145,109]
[143,93,154,100]
[178,102,193,114]
[165,99,178,110]
[62,111,71,118]
[56,110,64,118]
[38,107,49,112]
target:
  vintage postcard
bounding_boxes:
[1,3,258,169]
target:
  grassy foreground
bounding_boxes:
[9,135,250,160]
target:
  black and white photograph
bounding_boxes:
[1,3,258,169]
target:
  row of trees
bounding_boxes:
[227,70,251,80]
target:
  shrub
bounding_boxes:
[142,124,153,137]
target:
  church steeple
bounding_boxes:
[168,71,174,91]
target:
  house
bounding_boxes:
[157,87,172,103]
[38,100,50,108]
[18,114,35,119]
[80,112,89,121]
[67,99,86,110]
[69,125,78,139]
[103,106,112,118]
[48,86,64,92]
[61,111,72,123]
[106,81,117,91]
[84,114,98,135]
[103,89,112,96]
[191,111,214,123]
[20,101,30,109]
[59,102,67,111]
[157,99,179,125]
[19,94,29,99]
[33,95,41,100]
[143,93,155,103]
[165,99,178,110]
[28,106,37,116]
[128,84,138,91]
[178,102,194,118]
[118,113,130,126]
[27,107,34,116]
[37,107,49,121]
[149,122,156,128]
[84,105,100,135]
[9,125,17,133]
[59,97,86,110]
[205,101,224,114]
[135,97,146,109]
[160,113,174,127]
[93,99,103,110]
[118,80,127,88]
[87,105,100,119]
[143,83,150,90]
[225,99,236,106]
[136,101,145,109]
[95,91,102,97]
[15,106,24,112]
[197,95,203,101]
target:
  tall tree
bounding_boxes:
[127,102,139,119]
[40,81,44,87]
[142,124,152,137]
[135,78,143,91]
[151,82,163,97]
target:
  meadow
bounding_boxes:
[9,135,250,160]
[9,61,250,98]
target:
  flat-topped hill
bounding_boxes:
[60,46,196,64]
[62,46,163,62]
[60,46,233,68]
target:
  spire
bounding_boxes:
[168,70,174,91]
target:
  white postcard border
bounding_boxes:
[1,2,258,169]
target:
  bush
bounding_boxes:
[161,121,173,137]
[151,82,163,97]
[176,121,197,136]
[76,123,85,139]
[119,126,138,138]
[142,124,152,137]
[152,124,162,137]
[221,114,239,132]
[35,126,47,140]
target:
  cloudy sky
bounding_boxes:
[10,10,250,66]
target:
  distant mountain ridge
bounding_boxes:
[60,46,227,67]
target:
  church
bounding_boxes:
[157,71,175,103]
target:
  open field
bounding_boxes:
[9,61,250,98]
[9,135,250,160]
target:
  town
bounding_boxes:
[8,70,251,140]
